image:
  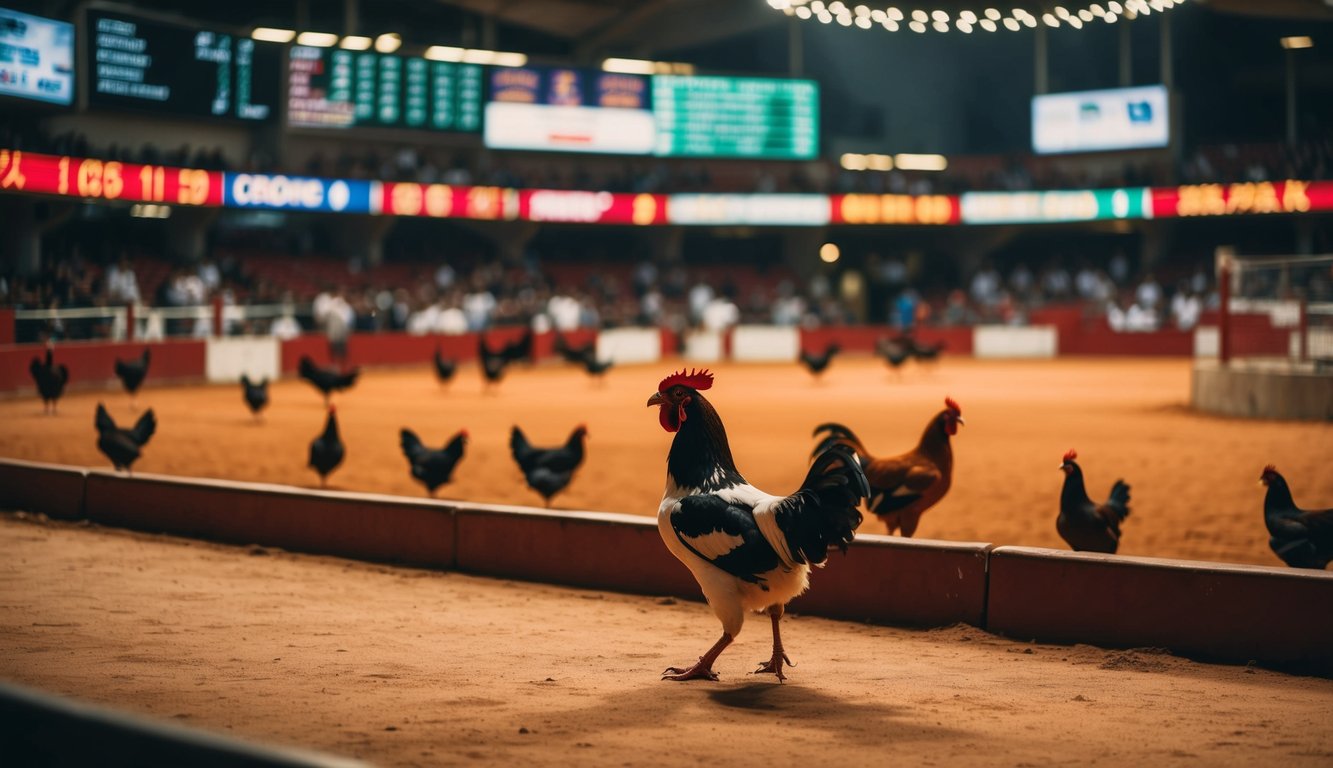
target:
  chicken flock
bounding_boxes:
[22,338,1332,683]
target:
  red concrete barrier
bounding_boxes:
[82,471,456,569]
[0,339,206,393]
[454,503,699,598]
[987,546,1333,673]
[0,458,87,520]
[793,534,991,627]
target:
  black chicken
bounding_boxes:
[554,333,596,365]
[433,347,457,386]
[1057,449,1131,554]
[1261,465,1333,569]
[877,338,911,375]
[298,355,359,406]
[500,327,535,366]
[114,348,150,409]
[241,375,268,420]
[510,424,587,507]
[581,355,614,382]
[308,408,345,488]
[30,347,69,415]
[479,335,508,390]
[902,335,946,363]
[799,343,840,379]
[400,428,468,497]
[95,403,156,473]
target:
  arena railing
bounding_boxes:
[13,301,308,343]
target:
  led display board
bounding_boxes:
[0,7,74,105]
[1032,85,1169,155]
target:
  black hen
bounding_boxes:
[799,343,840,378]
[298,355,359,406]
[30,348,69,415]
[877,338,911,374]
[479,335,508,389]
[434,347,457,386]
[907,337,945,363]
[95,403,156,473]
[308,408,345,488]
[1057,449,1131,554]
[400,428,468,497]
[581,355,614,381]
[554,333,596,365]
[500,327,535,366]
[115,348,150,408]
[241,375,268,420]
[510,424,587,507]
[1261,465,1333,569]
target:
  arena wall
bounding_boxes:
[4,458,1330,673]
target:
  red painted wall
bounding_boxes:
[0,339,206,393]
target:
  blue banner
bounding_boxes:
[223,173,372,212]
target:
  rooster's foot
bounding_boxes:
[662,659,720,682]
[753,651,794,682]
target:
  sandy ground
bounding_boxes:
[3,514,1332,767]
[1,357,1330,566]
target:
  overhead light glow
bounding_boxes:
[909,20,926,32]
[295,31,339,47]
[985,8,1001,20]
[981,19,997,31]
[894,153,948,171]
[1281,36,1314,49]
[1003,17,1020,31]
[339,35,372,50]
[820,243,841,264]
[374,33,401,53]
[425,46,464,62]
[251,27,296,43]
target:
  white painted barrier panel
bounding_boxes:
[973,326,1057,359]
[731,325,799,362]
[206,337,280,383]
[1194,326,1219,358]
[683,330,724,362]
[596,328,662,364]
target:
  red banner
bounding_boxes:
[829,193,960,225]
[0,150,224,207]
[1150,180,1333,219]
[517,189,667,225]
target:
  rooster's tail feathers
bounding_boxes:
[811,422,868,460]
[1107,480,1131,519]
[400,428,424,461]
[770,445,869,567]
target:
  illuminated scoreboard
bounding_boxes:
[287,46,482,131]
[86,10,278,120]
[652,75,819,160]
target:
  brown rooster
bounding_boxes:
[811,397,964,537]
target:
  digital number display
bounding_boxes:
[652,75,819,160]
[287,45,482,131]
[87,10,278,121]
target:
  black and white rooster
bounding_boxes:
[646,369,868,682]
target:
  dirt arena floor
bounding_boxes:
[2,356,1330,567]
[3,513,1332,768]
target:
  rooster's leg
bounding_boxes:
[663,632,732,682]
[753,605,793,682]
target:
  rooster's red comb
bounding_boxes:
[944,396,961,414]
[658,368,713,393]
[1062,448,1077,463]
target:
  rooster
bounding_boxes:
[30,347,69,415]
[648,369,868,682]
[95,403,156,473]
[114,348,150,410]
[400,428,468,498]
[799,343,839,379]
[1057,449,1131,554]
[298,355,359,406]
[510,424,587,507]
[433,347,457,386]
[308,407,345,488]
[241,375,268,421]
[812,397,964,537]
[1260,465,1332,569]
[500,327,535,366]
[580,354,614,382]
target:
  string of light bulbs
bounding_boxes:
[765,1,1186,33]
